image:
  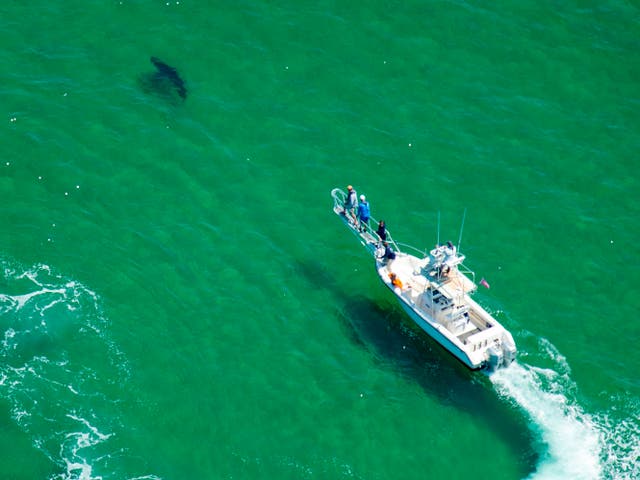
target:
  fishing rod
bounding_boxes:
[457,208,467,253]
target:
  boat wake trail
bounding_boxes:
[489,338,639,480]
[0,259,160,480]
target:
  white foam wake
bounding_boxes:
[490,331,639,480]
[491,361,603,480]
[0,259,161,480]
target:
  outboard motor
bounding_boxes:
[487,346,503,370]
[501,332,517,366]
[503,343,517,366]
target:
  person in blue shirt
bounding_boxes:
[357,194,370,231]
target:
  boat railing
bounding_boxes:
[331,187,347,208]
[394,242,428,257]
[458,263,476,285]
[332,187,403,253]
[332,188,478,287]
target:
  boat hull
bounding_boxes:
[383,280,484,369]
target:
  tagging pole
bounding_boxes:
[457,208,467,252]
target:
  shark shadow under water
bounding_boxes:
[138,56,187,103]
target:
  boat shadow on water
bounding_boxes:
[295,259,537,473]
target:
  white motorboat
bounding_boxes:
[331,187,516,370]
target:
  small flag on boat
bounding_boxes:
[479,278,490,289]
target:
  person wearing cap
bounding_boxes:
[356,194,370,232]
[343,185,358,224]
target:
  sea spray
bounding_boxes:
[491,360,602,480]
[0,260,159,480]
[595,395,640,480]
[489,331,639,480]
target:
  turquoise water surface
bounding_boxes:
[1,2,638,479]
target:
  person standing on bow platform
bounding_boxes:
[356,194,370,232]
[376,220,387,242]
[343,185,358,224]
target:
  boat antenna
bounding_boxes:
[457,208,467,252]
[436,211,441,247]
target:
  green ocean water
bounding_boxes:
[1,1,639,479]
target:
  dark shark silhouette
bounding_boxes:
[139,57,187,102]
[150,57,187,99]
